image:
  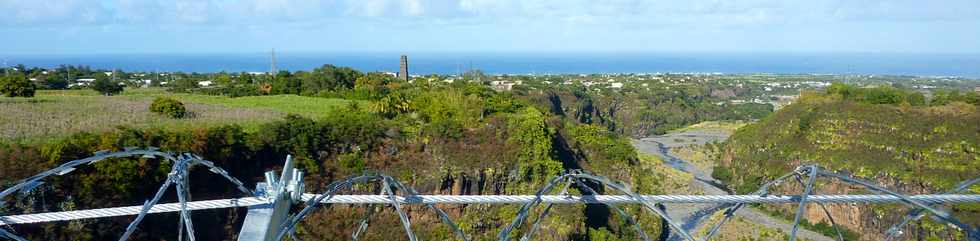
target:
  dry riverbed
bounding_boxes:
[633,121,832,241]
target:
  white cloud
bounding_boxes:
[403,0,423,16]
[2,0,977,27]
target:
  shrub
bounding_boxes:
[825,82,928,106]
[0,73,36,97]
[149,97,187,118]
[91,74,123,96]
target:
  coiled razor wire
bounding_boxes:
[704,167,801,240]
[517,176,574,241]
[3,149,980,241]
[817,168,979,240]
[0,149,254,241]
[571,174,652,241]
[700,165,979,241]
[499,170,695,241]
[792,169,845,241]
[500,171,653,241]
[273,173,469,241]
[886,177,980,241]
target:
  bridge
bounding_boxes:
[1,149,978,241]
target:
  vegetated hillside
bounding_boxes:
[0,84,670,240]
[716,91,980,241]
[528,85,771,138]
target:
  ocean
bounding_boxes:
[6,52,980,78]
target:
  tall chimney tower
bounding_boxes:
[398,55,409,81]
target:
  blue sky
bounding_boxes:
[2,0,979,55]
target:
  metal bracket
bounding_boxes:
[238,155,305,241]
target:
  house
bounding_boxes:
[610,82,623,88]
[69,78,96,88]
[491,81,516,91]
[198,80,213,87]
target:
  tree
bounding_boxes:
[508,107,562,180]
[300,64,363,93]
[370,91,413,118]
[91,73,123,96]
[42,75,69,89]
[462,69,489,83]
[0,73,36,97]
[826,82,856,99]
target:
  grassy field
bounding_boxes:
[670,120,749,133]
[696,212,798,241]
[42,88,359,117]
[638,153,703,195]
[1,88,358,143]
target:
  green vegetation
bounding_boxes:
[825,82,927,105]
[0,92,282,143]
[169,93,355,117]
[696,212,796,241]
[149,97,187,118]
[931,89,980,106]
[718,91,979,240]
[636,153,702,194]
[91,73,123,96]
[6,62,978,240]
[671,120,748,133]
[530,85,773,137]
[0,89,364,143]
[754,206,861,241]
[508,107,563,180]
[721,92,979,192]
[1,68,677,240]
[0,73,35,97]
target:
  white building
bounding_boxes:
[69,78,96,88]
[491,80,516,91]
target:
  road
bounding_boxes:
[634,131,834,241]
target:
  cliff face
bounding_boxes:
[765,177,954,241]
[718,94,980,241]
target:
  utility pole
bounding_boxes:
[270,49,278,79]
